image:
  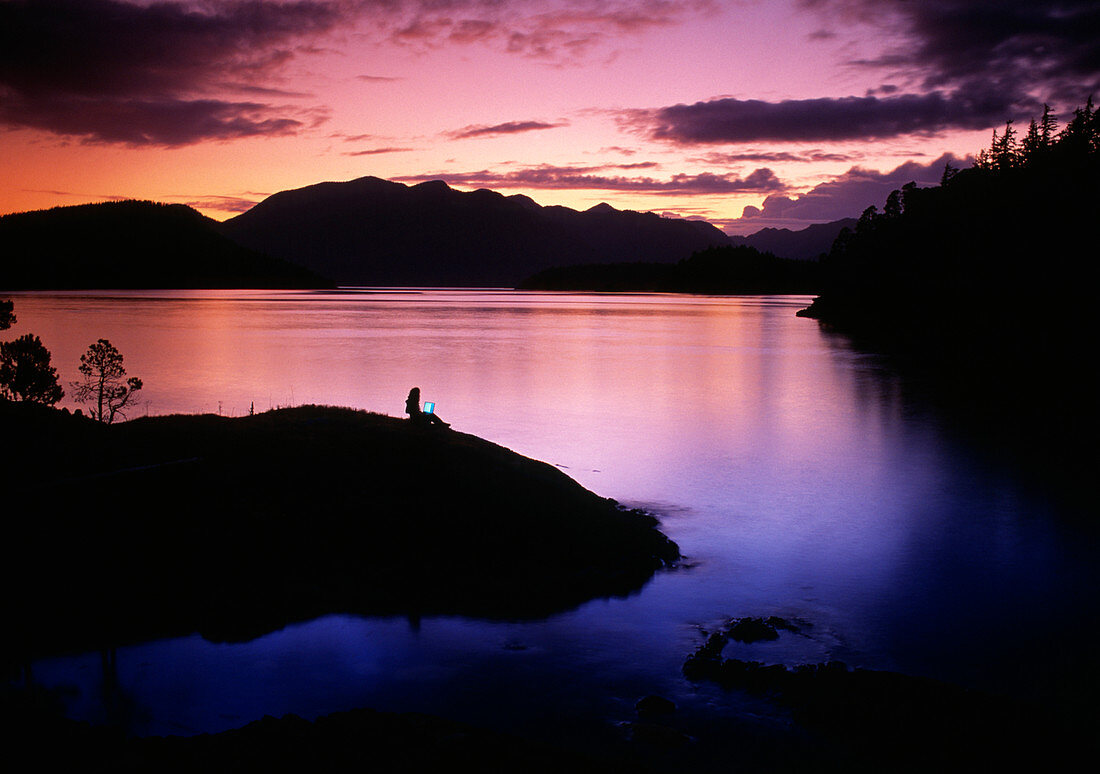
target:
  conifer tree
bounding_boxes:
[1039,103,1058,146]
[71,339,143,423]
[883,189,903,218]
[0,333,64,405]
[992,120,1018,170]
[1059,95,1098,154]
[855,205,879,234]
[1021,119,1043,163]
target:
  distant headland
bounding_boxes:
[0,200,328,290]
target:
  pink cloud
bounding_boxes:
[447,120,570,139]
[723,153,968,232]
[343,147,417,156]
[382,1,714,60]
[394,163,786,194]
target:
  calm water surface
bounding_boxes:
[9,289,1098,745]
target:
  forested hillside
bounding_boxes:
[799,100,1099,488]
[0,201,327,289]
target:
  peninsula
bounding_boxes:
[3,402,679,663]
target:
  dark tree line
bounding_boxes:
[799,98,1099,483]
[974,98,1098,172]
[804,97,1099,338]
[519,245,824,293]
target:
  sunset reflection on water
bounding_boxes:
[11,289,1094,739]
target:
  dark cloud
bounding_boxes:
[394,163,785,194]
[447,120,569,139]
[0,0,344,145]
[638,90,1017,144]
[0,1,713,144]
[6,95,305,146]
[803,0,1100,107]
[0,0,342,97]
[634,1,1100,147]
[725,153,967,233]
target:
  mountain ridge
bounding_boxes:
[219,176,732,286]
[1,180,858,289]
[729,218,857,260]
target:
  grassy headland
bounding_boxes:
[2,402,678,664]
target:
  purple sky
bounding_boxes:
[2,1,1096,232]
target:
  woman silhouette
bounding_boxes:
[405,387,449,427]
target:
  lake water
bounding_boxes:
[7,289,1098,751]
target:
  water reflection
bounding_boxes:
[7,290,1096,739]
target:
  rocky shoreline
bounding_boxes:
[678,616,1081,772]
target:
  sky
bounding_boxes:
[1,1,1097,234]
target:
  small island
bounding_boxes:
[3,402,679,664]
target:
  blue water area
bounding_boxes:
[10,289,1099,744]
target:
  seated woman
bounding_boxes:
[405,386,450,427]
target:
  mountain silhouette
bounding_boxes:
[218,176,731,286]
[728,218,857,260]
[0,200,326,289]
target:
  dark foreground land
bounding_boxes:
[2,694,653,774]
[2,402,678,663]
[2,404,1088,772]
